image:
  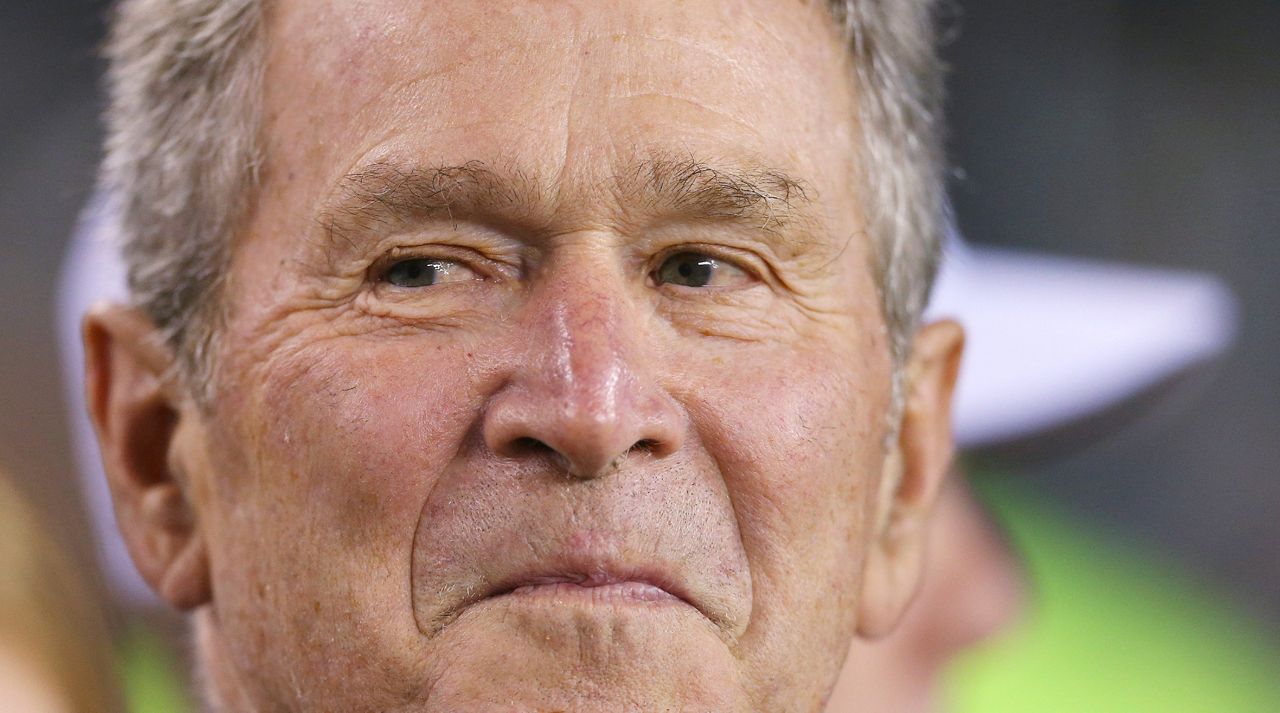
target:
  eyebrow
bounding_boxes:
[318,160,539,246]
[317,155,823,250]
[621,154,819,233]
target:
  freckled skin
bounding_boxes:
[159,1,926,711]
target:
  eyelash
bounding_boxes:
[369,246,501,285]
[646,244,763,286]
[366,242,764,289]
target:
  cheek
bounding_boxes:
[680,340,890,662]
[203,336,487,700]
[252,338,482,543]
[688,345,887,552]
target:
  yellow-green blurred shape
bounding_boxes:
[121,624,194,713]
[948,479,1280,713]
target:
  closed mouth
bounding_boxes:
[485,567,699,613]
[503,579,683,604]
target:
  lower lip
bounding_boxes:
[504,581,682,605]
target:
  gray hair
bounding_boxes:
[102,0,947,399]
[103,0,266,394]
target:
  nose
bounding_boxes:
[482,271,685,480]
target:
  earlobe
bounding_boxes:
[83,303,212,610]
[857,319,964,639]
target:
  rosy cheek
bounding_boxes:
[683,345,886,558]
[253,339,483,542]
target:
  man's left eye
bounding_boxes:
[654,252,752,289]
[382,258,477,288]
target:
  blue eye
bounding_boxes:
[382,258,475,288]
[654,252,751,288]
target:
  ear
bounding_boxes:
[83,303,211,610]
[857,319,964,639]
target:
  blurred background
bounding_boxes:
[948,0,1279,626]
[0,0,1276,710]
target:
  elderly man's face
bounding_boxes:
[89,0,962,710]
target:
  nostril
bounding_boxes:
[631,439,658,455]
[510,437,553,457]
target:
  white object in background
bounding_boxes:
[926,236,1238,448]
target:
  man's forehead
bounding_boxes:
[274,0,841,59]
[263,0,860,186]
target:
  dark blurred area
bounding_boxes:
[945,0,1280,627]
[0,1,106,594]
[0,0,1276,654]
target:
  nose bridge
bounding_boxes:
[541,275,634,417]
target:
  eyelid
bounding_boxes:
[648,244,764,288]
[369,243,515,285]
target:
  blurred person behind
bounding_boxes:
[0,469,124,713]
[827,236,1280,713]
[831,475,1023,712]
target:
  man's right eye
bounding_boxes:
[382,258,476,288]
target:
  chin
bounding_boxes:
[417,592,750,712]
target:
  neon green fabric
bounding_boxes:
[119,624,194,713]
[947,477,1280,713]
